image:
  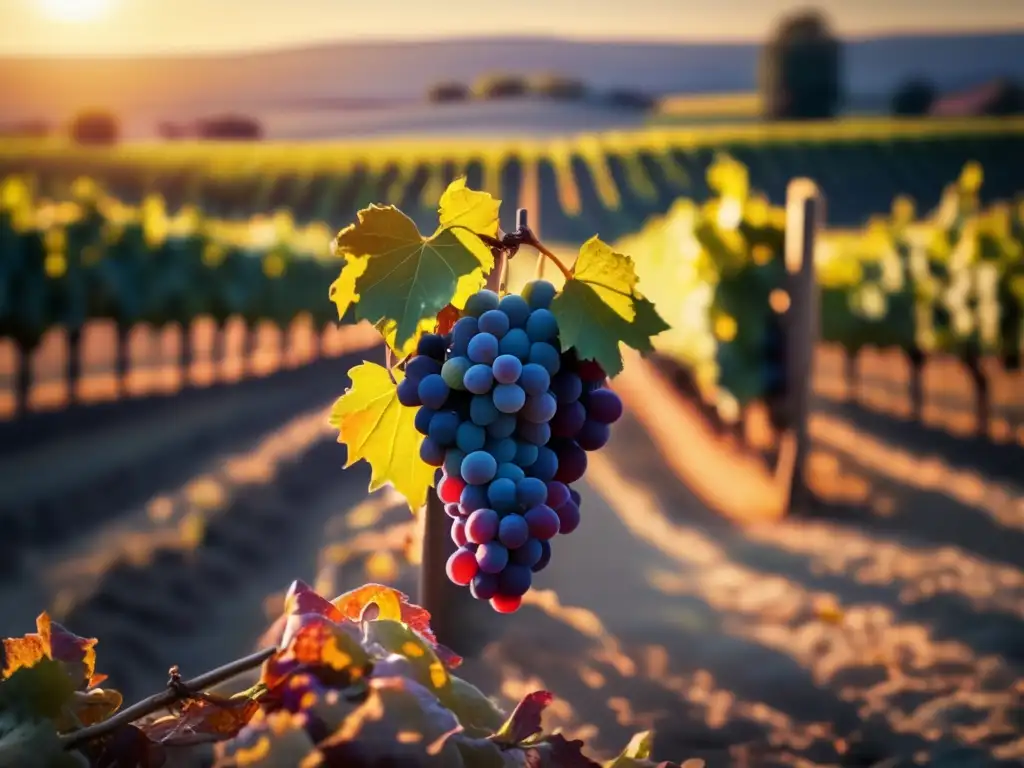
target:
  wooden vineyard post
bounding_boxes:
[114,323,131,397]
[66,327,83,404]
[778,179,823,514]
[13,341,32,418]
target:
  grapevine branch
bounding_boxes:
[60,647,274,751]
[477,209,573,283]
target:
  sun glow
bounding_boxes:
[40,0,112,23]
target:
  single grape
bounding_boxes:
[517,420,551,447]
[516,477,548,508]
[444,502,462,519]
[524,504,560,540]
[553,440,587,484]
[451,316,478,356]
[569,487,582,506]
[484,437,517,464]
[497,563,532,596]
[414,406,436,436]
[498,293,531,329]
[467,332,499,364]
[407,355,442,381]
[451,519,468,547]
[490,593,522,613]
[397,377,421,407]
[551,372,583,404]
[550,400,586,438]
[522,279,557,310]
[514,441,539,468]
[555,501,581,534]
[495,462,526,483]
[464,289,500,318]
[586,388,624,424]
[470,572,499,600]
[419,437,445,466]
[486,413,517,439]
[465,508,500,544]
[441,357,471,390]
[518,363,551,396]
[546,481,571,510]
[576,419,611,451]
[459,483,489,515]
[521,392,557,424]
[461,450,498,485]
[463,363,495,395]
[428,411,460,446]
[438,474,465,504]
[493,383,526,414]
[528,342,561,376]
[443,448,465,478]
[498,514,530,549]
[499,328,531,361]
[469,394,500,426]
[417,333,449,361]
[526,308,559,343]
[418,374,450,410]
[509,537,542,568]
[455,421,486,453]
[477,309,510,339]
[532,540,552,572]
[577,358,606,382]
[487,478,518,512]
[492,354,523,385]
[529,446,559,482]
[476,542,509,574]
[446,547,478,586]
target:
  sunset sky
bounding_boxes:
[1,0,1022,56]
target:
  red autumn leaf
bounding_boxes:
[491,691,554,745]
[261,614,369,693]
[140,695,260,747]
[543,733,602,767]
[1,612,105,689]
[283,579,345,623]
[436,304,461,335]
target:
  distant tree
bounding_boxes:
[759,10,843,120]
[891,78,936,116]
[158,121,189,140]
[0,119,50,138]
[986,78,1024,115]
[69,110,119,145]
[530,74,587,101]
[427,82,470,103]
[196,115,263,140]
[605,89,655,111]
[473,73,528,100]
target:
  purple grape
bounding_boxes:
[522,279,556,310]
[486,414,517,439]
[456,421,486,453]
[586,388,623,424]
[470,572,499,600]
[492,354,523,385]
[478,309,510,339]
[518,363,551,396]
[464,289,500,318]
[417,333,448,361]
[555,501,581,534]
[526,309,559,343]
[509,537,543,568]
[397,377,421,407]
[468,332,499,364]
[476,542,509,574]
[524,505,560,540]
[485,437,517,464]
[529,446,558,482]
[466,508,500,544]
[551,372,583,404]
[553,440,587,484]
[517,420,551,446]
[418,374,450,410]
[498,294,531,328]
[414,406,435,436]
[546,481,571,510]
[495,462,526,483]
[451,519,467,547]
[493,383,526,414]
[516,477,548,508]
[577,419,611,451]
[428,411,460,446]
[407,355,442,381]
[570,488,581,505]
[498,564,533,597]
[498,514,530,549]
[550,400,586,437]
[451,316,478,356]
[528,342,561,375]
[470,394,500,426]
[462,451,497,485]
[532,540,552,572]
[463,363,494,395]
[521,392,557,424]
[459,483,489,515]
[499,328,531,360]
[444,503,462,520]
[514,441,538,468]
[487,477,518,511]
[419,437,444,466]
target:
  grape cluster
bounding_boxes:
[397,280,623,613]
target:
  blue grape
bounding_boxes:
[514,441,539,468]
[586,388,624,424]
[529,446,559,482]
[463,363,495,394]
[532,540,552,572]
[509,537,542,568]
[464,289,500,318]
[469,394,500,426]
[478,309,510,339]
[468,332,499,364]
[528,342,561,375]
[451,316,478,356]
[419,437,445,466]
[492,354,523,385]
[462,451,497,485]
[570,488,582,506]
[418,374,450,410]
[476,542,509,574]
[522,279,556,310]
[577,419,611,451]
[493,383,526,414]
[459,483,489,515]
[550,400,586,438]
[555,501,581,534]
[397,377,421,407]
[553,439,587,484]
[517,420,551,446]
[485,437,517,464]
[526,308,559,342]
[451,518,468,547]
[516,477,548,508]
[498,564,532,596]
[499,294,531,328]
[456,421,486,453]
[546,481,571,510]
[466,508,499,544]
[441,357,471,390]
[499,328,531,360]
[428,411,460,445]
[518,363,550,396]
[406,355,441,381]
[495,462,526,482]
[486,413,517,439]
[551,372,583,404]
[470,572,499,600]
[444,448,466,478]
[524,504,560,540]
[521,392,557,424]
[417,333,448,360]
[414,406,435,436]
[487,478,518,512]
[498,514,530,550]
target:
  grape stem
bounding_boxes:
[60,647,274,751]
[476,215,573,283]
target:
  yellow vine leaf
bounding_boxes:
[328,255,368,319]
[329,362,435,511]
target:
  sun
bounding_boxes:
[40,0,111,23]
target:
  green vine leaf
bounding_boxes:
[551,237,669,376]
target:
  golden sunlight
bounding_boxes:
[40,0,112,23]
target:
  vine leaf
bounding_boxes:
[139,695,260,747]
[328,254,367,319]
[551,237,669,376]
[329,362,436,511]
[2,612,106,690]
[438,177,501,309]
[491,690,553,746]
[605,730,655,767]
[375,316,436,358]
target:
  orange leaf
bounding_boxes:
[141,695,260,747]
[1,612,104,688]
